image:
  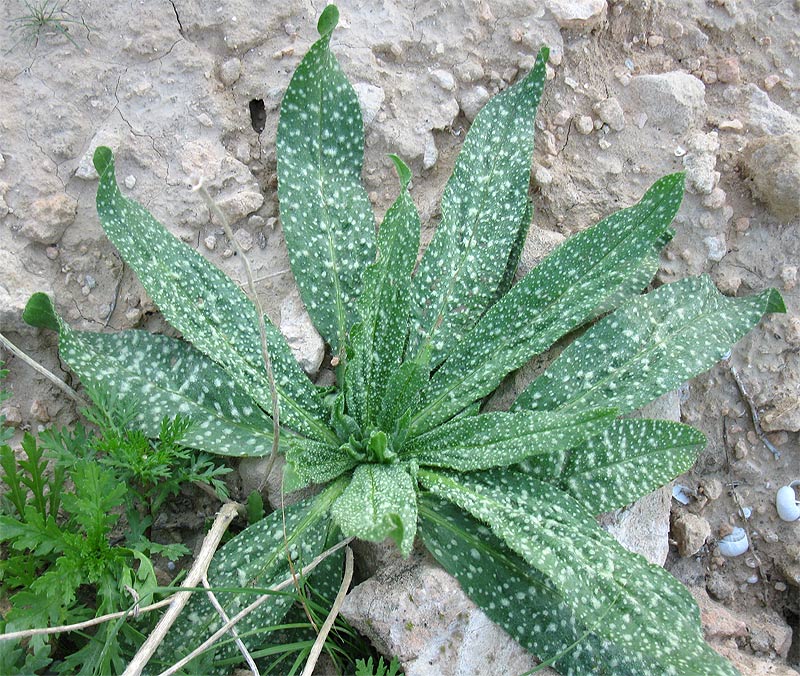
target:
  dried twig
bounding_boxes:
[0,332,86,405]
[157,536,355,676]
[202,574,260,676]
[726,358,780,460]
[192,178,281,488]
[300,546,353,676]
[123,501,241,676]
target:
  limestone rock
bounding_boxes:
[517,225,566,278]
[683,131,720,195]
[280,293,325,377]
[458,86,490,122]
[672,512,711,557]
[354,83,385,129]
[628,72,706,135]
[340,551,552,676]
[593,97,625,131]
[20,193,78,244]
[545,0,607,32]
[742,134,800,221]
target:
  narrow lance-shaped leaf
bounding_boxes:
[276,5,376,354]
[551,419,706,515]
[330,463,417,555]
[346,156,420,426]
[514,275,785,415]
[283,437,357,491]
[91,148,333,444]
[154,479,347,673]
[402,408,617,472]
[23,293,279,457]
[418,496,644,675]
[410,173,685,436]
[409,48,549,366]
[419,468,739,676]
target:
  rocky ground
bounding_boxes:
[0,0,798,674]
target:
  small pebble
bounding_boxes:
[734,216,750,232]
[45,246,59,260]
[221,248,234,258]
[124,175,136,189]
[84,274,97,290]
[764,74,780,90]
[719,119,744,131]
[219,57,242,86]
[431,69,456,91]
[716,57,740,84]
[553,109,571,127]
[598,138,611,150]
[534,164,553,186]
[564,76,579,89]
[204,234,217,250]
[647,35,665,47]
[233,228,253,252]
[775,582,787,592]
[197,113,213,128]
[30,400,49,423]
[703,187,727,210]
[575,115,594,135]
[634,112,648,128]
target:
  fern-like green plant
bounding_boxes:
[21,5,784,674]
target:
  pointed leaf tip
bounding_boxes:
[389,154,412,189]
[92,146,114,175]
[23,293,60,333]
[765,288,786,314]
[317,5,339,37]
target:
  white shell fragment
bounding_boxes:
[672,484,693,505]
[718,527,749,557]
[776,483,800,522]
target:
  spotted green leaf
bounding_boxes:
[514,275,785,415]
[346,157,420,426]
[330,463,417,555]
[91,147,333,444]
[419,468,739,676]
[276,6,376,354]
[409,174,686,436]
[283,437,356,491]
[23,293,277,457]
[492,198,533,305]
[375,356,430,435]
[402,408,617,471]
[155,479,346,673]
[410,49,549,366]
[418,496,643,675]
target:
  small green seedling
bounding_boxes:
[6,0,94,53]
[21,4,783,674]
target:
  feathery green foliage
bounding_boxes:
[21,4,784,673]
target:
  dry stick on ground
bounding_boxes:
[202,574,261,676]
[0,332,87,406]
[300,546,354,676]
[158,536,356,676]
[193,177,282,487]
[123,501,242,676]
[725,357,781,460]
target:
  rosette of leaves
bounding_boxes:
[22,5,784,674]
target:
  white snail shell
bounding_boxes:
[718,527,749,557]
[776,484,800,522]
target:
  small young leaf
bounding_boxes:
[375,357,429,434]
[402,408,617,471]
[25,295,281,458]
[409,173,685,436]
[91,148,332,443]
[346,158,420,426]
[330,463,417,555]
[419,468,738,676]
[514,275,784,415]
[284,437,357,491]
[276,14,376,353]
[410,48,549,365]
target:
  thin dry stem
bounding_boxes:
[0,332,86,405]
[193,179,281,486]
[726,359,780,460]
[123,501,241,676]
[300,546,353,676]
[157,536,355,676]
[203,574,260,676]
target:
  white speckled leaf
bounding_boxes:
[410,49,548,366]
[91,148,332,444]
[375,357,430,435]
[346,157,420,426]
[155,480,346,673]
[23,293,276,457]
[419,469,739,676]
[284,437,356,491]
[402,408,617,471]
[409,173,685,436]
[276,6,376,353]
[418,496,643,675]
[330,463,417,555]
[492,197,533,304]
[514,275,785,415]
